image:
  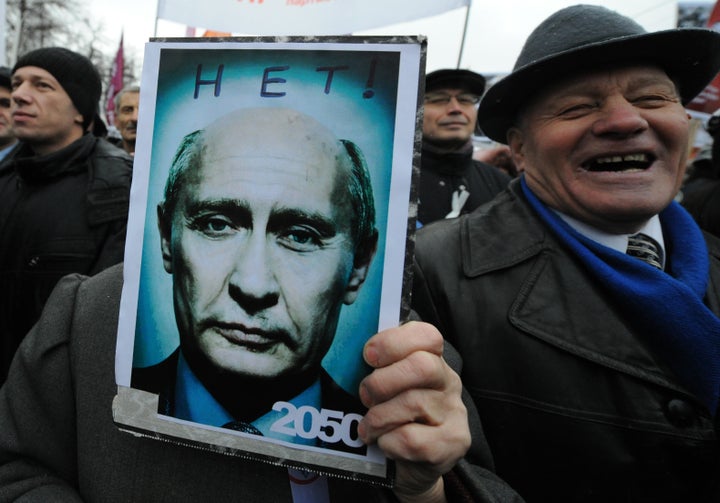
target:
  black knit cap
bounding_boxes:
[478,4,720,143]
[13,47,101,129]
[0,67,10,90]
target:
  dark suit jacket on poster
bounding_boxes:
[131,350,367,453]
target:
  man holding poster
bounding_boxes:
[132,107,378,451]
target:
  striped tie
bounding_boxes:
[626,233,663,269]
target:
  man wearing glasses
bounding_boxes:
[417,69,511,226]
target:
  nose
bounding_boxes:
[11,80,34,105]
[131,108,139,122]
[227,232,279,315]
[592,97,648,137]
[446,96,465,113]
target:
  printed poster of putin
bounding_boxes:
[113,37,424,486]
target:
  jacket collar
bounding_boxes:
[459,179,549,277]
[11,134,95,184]
[458,179,720,399]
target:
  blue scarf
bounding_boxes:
[520,177,720,414]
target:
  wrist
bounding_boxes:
[394,477,446,503]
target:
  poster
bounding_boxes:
[112,36,425,486]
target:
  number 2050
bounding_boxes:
[270,401,364,448]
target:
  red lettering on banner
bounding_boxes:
[286,0,333,6]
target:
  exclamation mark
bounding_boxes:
[363,58,377,99]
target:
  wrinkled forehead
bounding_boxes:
[203,108,345,169]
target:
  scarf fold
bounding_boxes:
[520,177,720,414]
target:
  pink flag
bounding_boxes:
[105,33,125,126]
[687,1,720,114]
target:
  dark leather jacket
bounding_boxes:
[412,180,720,502]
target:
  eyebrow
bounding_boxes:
[268,207,338,238]
[183,198,339,237]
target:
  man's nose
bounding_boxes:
[592,98,648,137]
[11,83,30,105]
[227,233,279,314]
[446,96,465,112]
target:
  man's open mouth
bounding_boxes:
[583,153,654,172]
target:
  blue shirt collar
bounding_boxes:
[174,351,321,444]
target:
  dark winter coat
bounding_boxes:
[0,134,132,383]
[413,180,720,502]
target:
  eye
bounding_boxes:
[424,94,451,105]
[189,214,236,237]
[456,94,480,105]
[631,94,676,107]
[279,226,323,252]
[557,102,597,118]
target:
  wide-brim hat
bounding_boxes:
[425,68,486,96]
[478,4,720,143]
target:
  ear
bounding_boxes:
[343,230,379,305]
[157,203,173,273]
[507,127,527,173]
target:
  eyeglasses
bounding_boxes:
[424,93,480,106]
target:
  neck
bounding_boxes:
[184,350,320,422]
[27,130,84,157]
[423,137,473,154]
[0,138,17,150]
[122,139,135,155]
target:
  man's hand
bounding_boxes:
[358,321,471,503]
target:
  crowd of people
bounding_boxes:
[1,3,719,502]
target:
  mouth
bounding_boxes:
[583,153,655,173]
[12,112,32,120]
[213,323,292,352]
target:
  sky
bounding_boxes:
[88,0,694,80]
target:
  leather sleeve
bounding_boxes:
[405,311,524,503]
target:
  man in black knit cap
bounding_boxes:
[0,47,133,385]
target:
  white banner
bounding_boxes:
[156,0,470,35]
[0,0,5,65]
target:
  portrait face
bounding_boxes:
[159,109,374,382]
[10,66,83,155]
[508,65,689,234]
[0,86,14,148]
[114,91,139,148]
[423,87,479,144]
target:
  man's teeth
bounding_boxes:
[595,154,648,164]
[587,153,651,171]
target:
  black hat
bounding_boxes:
[425,69,486,96]
[13,47,102,129]
[0,67,10,90]
[478,4,720,143]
